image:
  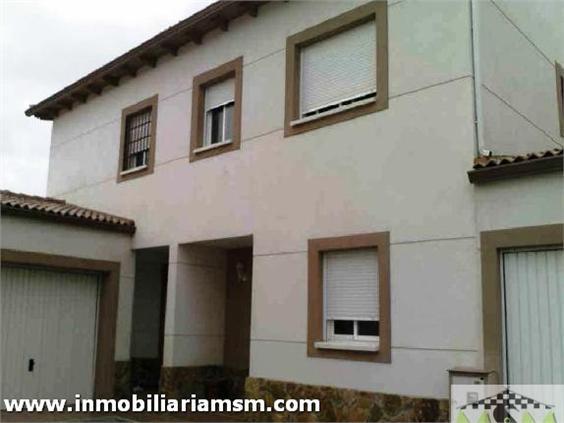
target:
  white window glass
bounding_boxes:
[203,78,235,146]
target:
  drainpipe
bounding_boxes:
[470,0,484,156]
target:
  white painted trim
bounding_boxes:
[120,164,148,176]
[291,97,376,127]
[193,140,233,154]
[314,340,379,352]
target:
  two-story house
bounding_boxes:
[2,0,563,421]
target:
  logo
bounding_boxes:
[451,385,563,423]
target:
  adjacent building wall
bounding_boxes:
[474,172,563,232]
[45,0,480,399]
[475,0,564,154]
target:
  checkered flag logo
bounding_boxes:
[459,389,554,411]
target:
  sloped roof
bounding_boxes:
[25,1,267,120]
[1,190,135,234]
[468,148,563,183]
[472,148,563,169]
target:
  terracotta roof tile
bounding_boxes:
[473,148,563,168]
[1,190,135,234]
[468,147,563,184]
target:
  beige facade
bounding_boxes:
[474,0,564,154]
[29,0,564,405]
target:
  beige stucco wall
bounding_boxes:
[0,215,134,361]
[164,244,227,368]
[474,172,564,232]
[43,0,485,399]
[475,0,564,154]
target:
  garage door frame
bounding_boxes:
[1,248,120,398]
[480,224,563,383]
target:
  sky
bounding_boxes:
[1,0,214,196]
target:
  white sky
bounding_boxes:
[1,0,214,195]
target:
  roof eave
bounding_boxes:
[25,1,268,120]
[467,154,563,184]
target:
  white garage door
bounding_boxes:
[502,248,564,384]
[1,266,100,404]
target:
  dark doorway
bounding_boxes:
[130,247,169,394]
[223,247,253,394]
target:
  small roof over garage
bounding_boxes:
[1,190,135,234]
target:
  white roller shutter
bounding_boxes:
[204,78,235,110]
[502,249,564,384]
[323,248,379,321]
[300,19,377,115]
[1,266,100,404]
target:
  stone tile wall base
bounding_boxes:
[244,377,449,422]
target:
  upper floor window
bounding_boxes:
[117,95,158,182]
[190,57,243,162]
[124,107,152,170]
[307,232,391,363]
[300,20,376,119]
[285,1,388,137]
[556,61,564,138]
[204,78,235,147]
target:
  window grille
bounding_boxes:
[123,107,152,171]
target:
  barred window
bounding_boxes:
[123,107,152,171]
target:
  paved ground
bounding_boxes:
[0,411,250,422]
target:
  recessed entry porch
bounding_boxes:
[129,246,169,394]
[151,236,254,399]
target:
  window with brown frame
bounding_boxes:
[285,1,388,137]
[117,95,158,182]
[556,61,564,138]
[308,232,391,363]
[190,57,243,162]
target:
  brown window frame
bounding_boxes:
[284,1,388,137]
[556,61,564,137]
[190,57,243,162]
[307,232,391,363]
[480,224,563,383]
[117,95,158,183]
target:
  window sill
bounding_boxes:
[314,340,379,352]
[193,140,233,154]
[290,97,376,127]
[120,164,148,176]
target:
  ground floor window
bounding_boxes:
[323,248,380,345]
[307,232,390,362]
